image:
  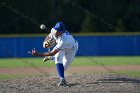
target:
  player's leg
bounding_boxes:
[63,41,78,70]
[54,50,67,86]
[63,49,77,70]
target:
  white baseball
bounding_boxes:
[40,24,46,30]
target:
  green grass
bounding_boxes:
[0,58,55,68]
[0,74,32,80]
[0,56,139,68]
[0,56,140,68]
[72,56,140,66]
[0,56,140,80]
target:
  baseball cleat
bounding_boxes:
[43,56,51,62]
[57,78,68,87]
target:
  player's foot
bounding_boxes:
[57,78,68,87]
[43,56,51,62]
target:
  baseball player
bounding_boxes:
[31,22,78,87]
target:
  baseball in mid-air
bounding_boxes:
[40,24,46,30]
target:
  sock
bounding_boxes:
[56,63,64,79]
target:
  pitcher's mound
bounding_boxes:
[0,73,140,93]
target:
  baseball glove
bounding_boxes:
[43,34,56,48]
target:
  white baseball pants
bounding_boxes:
[54,41,78,70]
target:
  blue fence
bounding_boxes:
[0,35,140,58]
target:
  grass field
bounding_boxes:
[0,56,140,80]
[0,56,140,68]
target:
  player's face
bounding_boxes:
[51,28,63,37]
[55,31,63,37]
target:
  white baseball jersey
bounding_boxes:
[50,29,78,70]
[55,31,77,50]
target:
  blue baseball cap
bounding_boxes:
[53,22,65,32]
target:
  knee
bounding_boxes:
[55,56,63,64]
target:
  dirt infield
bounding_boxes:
[0,73,140,93]
[0,66,140,93]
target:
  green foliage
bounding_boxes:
[0,0,140,34]
[81,15,97,32]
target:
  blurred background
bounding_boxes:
[0,0,140,58]
[0,0,140,34]
[0,0,140,82]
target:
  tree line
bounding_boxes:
[0,0,140,34]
